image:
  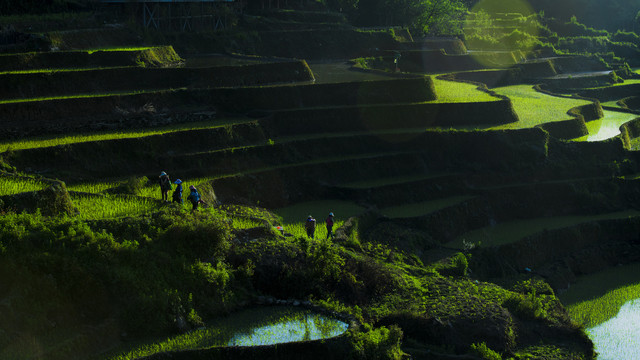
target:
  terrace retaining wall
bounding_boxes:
[0,46,181,71]
[0,77,435,138]
[577,83,640,102]
[0,60,314,100]
[261,100,518,137]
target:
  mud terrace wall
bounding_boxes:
[0,60,315,100]
[0,46,181,71]
[261,100,518,136]
[0,77,434,138]
[400,38,467,55]
[577,83,640,102]
[472,217,640,290]
[384,50,519,73]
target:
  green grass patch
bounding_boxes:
[71,194,160,220]
[431,78,499,103]
[489,85,592,129]
[0,176,49,195]
[0,66,130,75]
[379,196,474,218]
[0,118,250,152]
[561,263,640,327]
[0,89,168,106]
[448,210,640,249]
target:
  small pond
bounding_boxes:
[225,306,349,346]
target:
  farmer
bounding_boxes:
[172,179,183,204]
[305,215,317,239]
[187,185,202,211]
[158,171,172,202]
[325,212,335,239]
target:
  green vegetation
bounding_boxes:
[0,175,49,195]
[432,78,501,103]
[490,85,592,129]
[567,283,640,328]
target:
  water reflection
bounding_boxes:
[227,309,348,346]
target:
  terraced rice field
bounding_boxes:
[490,84,592,129]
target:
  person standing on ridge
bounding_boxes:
[158,171,171,202]
[187,185,201,212]
[305,215,317,239]
[172,179,183,204]
[325,212,335,239]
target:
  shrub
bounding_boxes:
[159,215,231,261]
[348,325,404,360]
[470,342,502,360]
[452,252,469,276]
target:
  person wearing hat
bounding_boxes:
[186,185,202,211]
[172,179,183,204]
[325,212,335,239]
[158,171,172,202]
[305,215,317,239]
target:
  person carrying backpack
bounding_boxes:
[187,185,201,211]
[325,212,335,239]
[172,179,183,204]
[305,215,317,239]
[158,171,171,202]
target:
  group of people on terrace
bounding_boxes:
[305,213,335,240]
[158,171,204,211]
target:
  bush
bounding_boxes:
[159,215,231,261]
[470,342,502,360]
[348,325,404,360]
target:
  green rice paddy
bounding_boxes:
[448,210,640,249]
[108,306,348,360]
[432,78,500,103]
[489,85,592,129]
[0,66,130,75]
[71,194,160,220]
[0,118,250,152]
[0,88,176,105]
[0,176,49,195]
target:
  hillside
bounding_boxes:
[2,3,640,360]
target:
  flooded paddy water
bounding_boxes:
[560,263,640,360]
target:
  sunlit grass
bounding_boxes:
[0,66,129,75]
[489,85,592,129]
[0,88,167,105]
[0,176,49,195]
[431,78,500,103]
[107,307,347,360]
[71,194,160,220]
[0,118,250,152]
